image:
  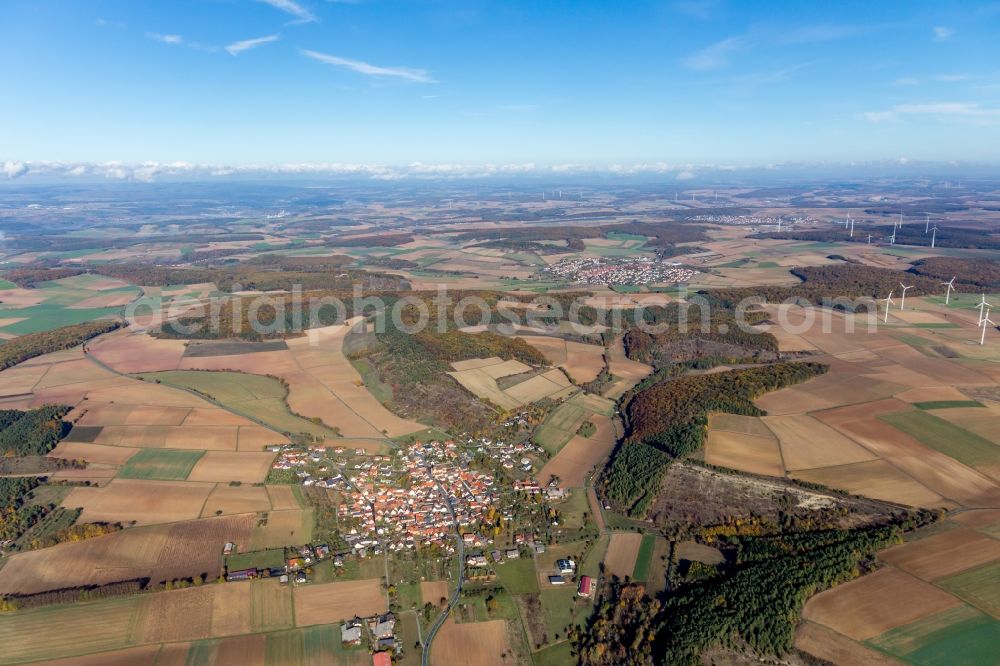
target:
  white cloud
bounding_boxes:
[146,32,183,45]
[258,0,316,24]
[301,49,435,83]
[3,161,28,179]
[893,76,920,86]
[861,102,1000,123]
[226,34,281,56]
[682,37,743,70]
[933,26,954,41]
[676,170,696,181]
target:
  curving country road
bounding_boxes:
[421,478,465,666]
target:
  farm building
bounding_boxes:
[373,652,392,666]
[557,558,576,574]
[370,612,396,640]
[548,575,566,585]
[226,568,257,582]
[341,620,362,645]
[578,575,593,598]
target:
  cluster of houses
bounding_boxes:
[325,439,509,552]
[541,257,698,285]
[341,612,397,658]
[463,433,541,472]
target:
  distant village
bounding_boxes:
[541,256,698,285]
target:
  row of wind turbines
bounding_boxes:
[842,210,941,247]
[880,279,995,345]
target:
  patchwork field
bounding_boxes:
[292,579,386,626]
[117,448,205,480]
[603,336,652,399]
[517,335,606,383]
[430,619,511,666]
[704,429,784,477]
[0,513,255,596]
[534,392,615,455]
[186,451,277,484]
[538,414,618,487]
[448,357,574,409]
[604,532,643,579]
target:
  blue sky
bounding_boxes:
[2,0,1000,170]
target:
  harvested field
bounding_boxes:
[215,634,267,666]
[675,541,725,565]
[792,460,945,507]
[117,448,204,480]
[186,451,276,483]
[925,405,1000,446]
[604,532,643,579]
[293,578,386,626]
[237,426,287,451]
[252,578,295,631]
[63,479,214,525]
[251,509,313,549]
[604,337,652,399]
[762,414,878,471]
[430,618,510,666]
[517,335,567,364]
[201,484,272,517]
[802,566,962,641]
[420,580,450,605]
[0,513,254,595]
[94,425,240,451]
[265,484,302,511]
[133,583,251,643]
[0,597,141,664]
[704,429,784,478]
[708,413,774,437]
[26,645,163,666]
[88,330,186,373]
[48,441,140,465]
[794,621,901,666]
[880,409,1000,482]
[538,414,617,487]
[816,399,1000,507]
[879,527,1000,581]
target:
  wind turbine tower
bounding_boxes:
[899,282,913,310]
[981,309,995,346]
[925,213,930,234]
[882,290,895,323]
[976,294,995,325]
[930,224,938,249]
[942,277,956,305]
[849,216,855,238]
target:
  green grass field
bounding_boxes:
[631,534,657,581]
[139,370,336,438]
[117,448,204,480]
[535,401,587,455]
[914,400,985,410]
[880,410,1000,473]
[533,641,574,666]
[866,605,1000,665]
[495,558,540,595]
[538,588,588,640]
[938,561,1000,617]
[227,548,286,572]
[265,629,305,665]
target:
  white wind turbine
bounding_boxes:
[981,308,996,345]
[849,215,855,238]
[882,290,895,323]
[930,224,939,248]
[777,216,782,232]
[899,282,913,310]
[867,233,872,245]
[925,213,930,234]
[975,294,994,325]
[898,211,904,229]
[890,227,897,245]
[942,277,956,305]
